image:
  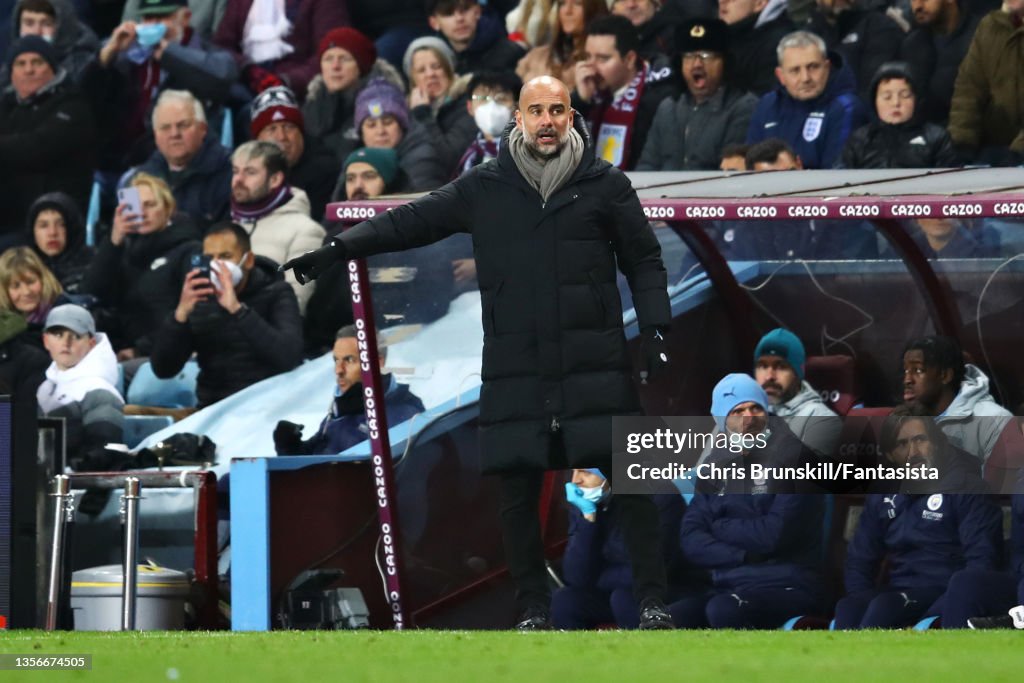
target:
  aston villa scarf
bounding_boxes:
[591,63,648,170]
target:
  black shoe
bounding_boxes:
[968,614,1015,629]
[638,598,674,630]
[515,605,553,631]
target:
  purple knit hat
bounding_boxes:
[354,78,410,134]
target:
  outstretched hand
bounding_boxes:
[279,240,347,284]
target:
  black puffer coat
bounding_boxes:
[336,117,670,473]
[81,217,201,354]
[24,192,94,294]
[840,61,959,169]
[149,256,303,407]
[0,70,95,233]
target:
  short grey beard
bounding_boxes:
[523,129,571,160]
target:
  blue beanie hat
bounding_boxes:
[711,373,768,430]
[754,328,806,379]
[8,35,57,73]
[583,468,605,480]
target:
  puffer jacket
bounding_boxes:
[331,116,670,473]
[80,216,201,354]
[149,256,303,407]
[682,493,826,595]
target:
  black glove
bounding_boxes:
[273,420,305,455]
[640,327,668,384]
[279,240,347,284]
[78,488,112,516]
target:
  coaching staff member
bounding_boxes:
[282,75,673,630]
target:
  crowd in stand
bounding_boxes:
[0,0,1019,397]
[1,0,1023,631]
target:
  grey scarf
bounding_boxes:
[508,126,585,203]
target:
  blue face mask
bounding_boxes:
[579,485,607,504]
[134,22,167,48]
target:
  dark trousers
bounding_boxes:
[833,586,945,629]
[668,586,820,629]
[551,586,639,629]
[942,569,1022,628]
[499,469,666,612]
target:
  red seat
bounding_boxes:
[804,355,862,416]
[837,407,894,485]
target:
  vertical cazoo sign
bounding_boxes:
[346,255,407,629]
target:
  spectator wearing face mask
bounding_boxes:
[552,468,686,630]
[120,0,228,41]
[454,70,522,176]
[88,0,237,176]
[150,221,302,407]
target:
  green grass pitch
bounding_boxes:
[0,630,1021,682]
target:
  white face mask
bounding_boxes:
[211,252,248,290]
[473,100,512,138]
[579,484,607,504]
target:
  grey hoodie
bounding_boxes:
[937,364,1014,464]
[772,380,841,457]
[1,0,98,86]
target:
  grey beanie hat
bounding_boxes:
[402,36,456,79]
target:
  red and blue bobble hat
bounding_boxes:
[753,328,806,379]
[250,85,304,139]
